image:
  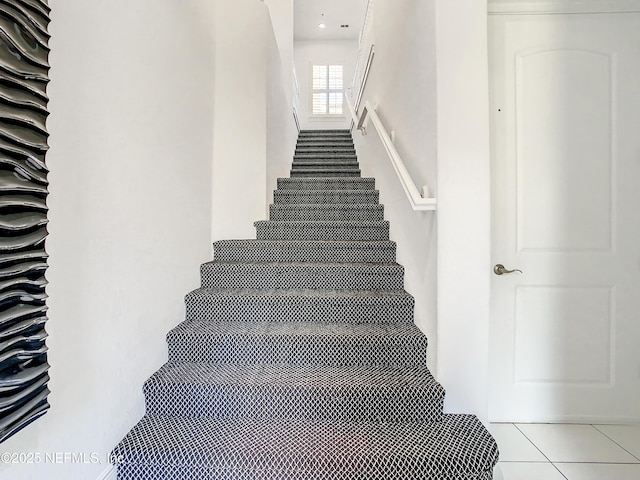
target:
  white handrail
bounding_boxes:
[345,95,436,211]
[345,89,360,126]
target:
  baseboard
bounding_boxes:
[97,465,117,480]
[491,414,640,425]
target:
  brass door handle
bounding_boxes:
[494,264,523,275]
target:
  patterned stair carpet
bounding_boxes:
[112,129,499,479]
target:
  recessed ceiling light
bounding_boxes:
[318,23,326,29]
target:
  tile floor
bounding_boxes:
[491,423,640,479]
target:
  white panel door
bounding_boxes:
[489,12,640,422]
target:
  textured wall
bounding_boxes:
[0,0,51,443]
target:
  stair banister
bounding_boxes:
[344,95,437,211]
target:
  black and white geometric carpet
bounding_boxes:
[112,130,499,479]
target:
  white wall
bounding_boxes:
[435,0,491,421]
[212,0,297,236]
[294,39,359,130]
[357,0,438,194]
[211,0,269,238]
[351,0,438,369]
[264,0,294,100]
[0,1,216,479]
[267,16,299,205]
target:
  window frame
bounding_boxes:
[310,63,345,117]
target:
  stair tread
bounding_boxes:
[291,167,361,170]
[200,262,404,290]
[203,260,400,268]
[185,288,413,324]
[254,222,390,241]
[168,320,423,340]
[188,287,412,298]
[215,239,395,246]
[295,149,357,153]
[147,363,442,391]
[290,172,362,177]
[294,155,358,159]
[113,414,498,477]
[278,177,374,181]
[212,240,397,263]
[275,189,377,194]
[270,203,383,209]
[278,178,375,187]
[255,220,388,226]
[167,321,426,367]
[291,164,360,168]
[273,192,379,203]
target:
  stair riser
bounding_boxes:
[299,130,351,134]
[298,134,352,139]
[292,162,359,169]
[212,242,397,263]
[294,154,356,158]
[295,145,355,151]
[269,205,384,221]
[296,141,354,147]
[255,224,389,241]
[293,158,358,164]
[144,383,443,423]
[200,265,403,290]
[273,191,379,204]
[117,465,494,480]
[295,149,356,155]
[298,130,352,136]
[168,337,426,367]
[298,134,352,138]
[290,171,361,178]
[277,178,375,190]
[185,297,414,324]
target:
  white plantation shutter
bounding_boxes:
[312,65,327,90]
[312,65,343,115]
[328,65,343,90]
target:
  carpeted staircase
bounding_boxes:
[112,130,499,479]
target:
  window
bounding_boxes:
[312,64,343,115]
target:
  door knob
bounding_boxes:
[494,264,523,275]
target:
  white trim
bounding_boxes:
[492,414,640,424]
[489,0,640,14]
[96,465,117,480]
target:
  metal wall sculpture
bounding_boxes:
[0,0,51,443]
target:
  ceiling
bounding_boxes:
[294,0,369,41]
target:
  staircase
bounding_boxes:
[112,130,499,479]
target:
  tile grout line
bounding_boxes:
[590,424,640,463]
[513,424,569,479]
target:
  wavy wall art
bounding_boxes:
[0,0,51,443]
